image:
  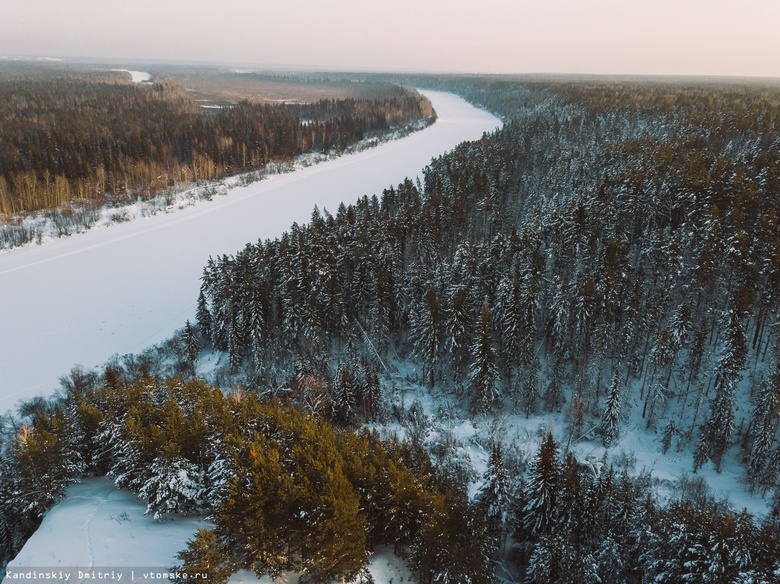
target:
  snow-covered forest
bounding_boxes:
[3,77,780,582]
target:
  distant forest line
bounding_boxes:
[0,67,434,216]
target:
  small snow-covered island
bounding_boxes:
[2,15,780,582]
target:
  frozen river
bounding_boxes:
[0,90,500,413]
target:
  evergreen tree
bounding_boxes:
[183,320,200,366]
[522,432,561,537]
[468,304,500,413]
[748,357,780,493]
[696,310,747,472]
[410,287,441,388]
[601,375,621,447]
[476,443,511,548]
[331,363,356,426]
[661,419,677,454]
[196,288,212,342]
[362,369,382,422]
[139,452,204,520]
[410,490,494,584]
[175,529,233,584]
[445,284,475,380]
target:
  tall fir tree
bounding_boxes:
[522,431,561,537]
[469,303,500,414]
[601,375,621,447]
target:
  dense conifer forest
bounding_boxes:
[192,77,780,580]
[3,75,780,582]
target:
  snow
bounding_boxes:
[4,477,209,579]
[4,478,412,584]
[112,69,152,84]
[0,90,500,415]
[379,368,769,517]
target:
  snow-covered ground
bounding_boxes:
[4,478,411,584]
[112,69,152,83]
[379,370,769,516]
[0,90,500,414]
[4,478,208,579]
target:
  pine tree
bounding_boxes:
[522,432,561,537]
[476,443,511,548]
[410,287,441,388]
[175,529,233,584]
[410,490,494,584]
[10,413,81,520]
[601,375,621,447]
[469,304,500,414]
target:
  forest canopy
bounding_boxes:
[3,71,780,582]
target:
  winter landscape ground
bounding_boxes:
[3,70,780,584]
[1,89,499,581]
[0,90,499,413]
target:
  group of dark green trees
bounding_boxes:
[1,365,778,582]
[188,77,780,579]
[0,369,494,583]
[197,78,780,480]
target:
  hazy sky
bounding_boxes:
[1,0,779,77]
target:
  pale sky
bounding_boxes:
[1,0,779,77]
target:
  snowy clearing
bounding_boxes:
[0,90,500,413]
[4,477,208,578]
[5,477,412,584]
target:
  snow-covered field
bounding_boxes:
[0,90,500,414]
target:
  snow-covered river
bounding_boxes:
[0,91,500,413]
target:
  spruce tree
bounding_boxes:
[476,443,511,548]
[183,320,200,365]
[139,453,204,520]
[469,304,500,414]
[522,431,561,537]
[196,287,212,341]
[697,310,746,472]
[601,375,621,447]
[410,287,441,388]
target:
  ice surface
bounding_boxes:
[112,69,152,83]
[0,91,500,414]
